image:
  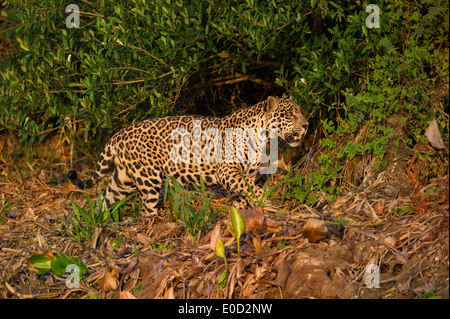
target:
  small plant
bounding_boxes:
[228,207,245,257]
[164,176,221,243]
[336,218,349,230]
[132,283,145,294]
[215,237,228,289]
[149,241,175,252]
[64,185,136,245]
[391,206,415,218]
[110,234,123,258]
[283,164,342,207]
[28,251,86,278]
[420,288,441,299]
[283,174,317,205]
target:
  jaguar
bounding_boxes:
[67,96,308,216]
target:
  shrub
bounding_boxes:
[0,0,447,160]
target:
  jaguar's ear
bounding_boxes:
[265,96,278,114]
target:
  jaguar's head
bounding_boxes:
[264,96,309,147]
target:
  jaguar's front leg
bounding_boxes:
[216,164,267,208]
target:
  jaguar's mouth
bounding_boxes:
[285,132,303,146]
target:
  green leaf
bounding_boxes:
[72,200,92,229]
[218,270,227,289]
[306,194,318,206]
[19,43,29,51]
[28,253,52,274]
[229,207,245,238]
[109,192,136,222]
[362,24,368,39]
[215,238,225,259]
[196,41,205,50]
[51,253,85,277]
[229,207,245,257]
[111,234,123,250]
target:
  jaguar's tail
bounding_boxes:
[67,142,114,189]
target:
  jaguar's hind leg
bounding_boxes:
[135,171,163,216]
[103,165,137,209]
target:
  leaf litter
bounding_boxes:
[0,132,448,299]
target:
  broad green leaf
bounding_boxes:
[229,207,245,238]
[51,253,85,277]
[215,238,225,259]
[28,253,52,274]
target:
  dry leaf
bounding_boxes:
[120,290,137,299]
[426,119,446,150]
[7,207,21,218]
[394,249,409,264]
[188,285,199,299]
[274,258,292,289]
[240,274,257,298]
[62,181,76,192]
[136,233,151,245]
[209,224,221,251]
[249,233,262,253]
[37,192,48,200]
[21,208,37,221]
[185,266,203,280]
[254,265,269,280]
[237,207,265,233]
[263,217,283,233]
[383,236,397,247]
[301,218,328,243]
[35,230,47,250]
[398,277,411,294]
[99,265,119,291]
[238,207,284,234]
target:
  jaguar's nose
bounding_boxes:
[302,123,309,130]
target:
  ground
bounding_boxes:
[0,127,448,299]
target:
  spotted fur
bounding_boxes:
[67,96,308,216]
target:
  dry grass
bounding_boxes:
[0,131,448,299]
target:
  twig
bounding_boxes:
[3,277,59,299]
